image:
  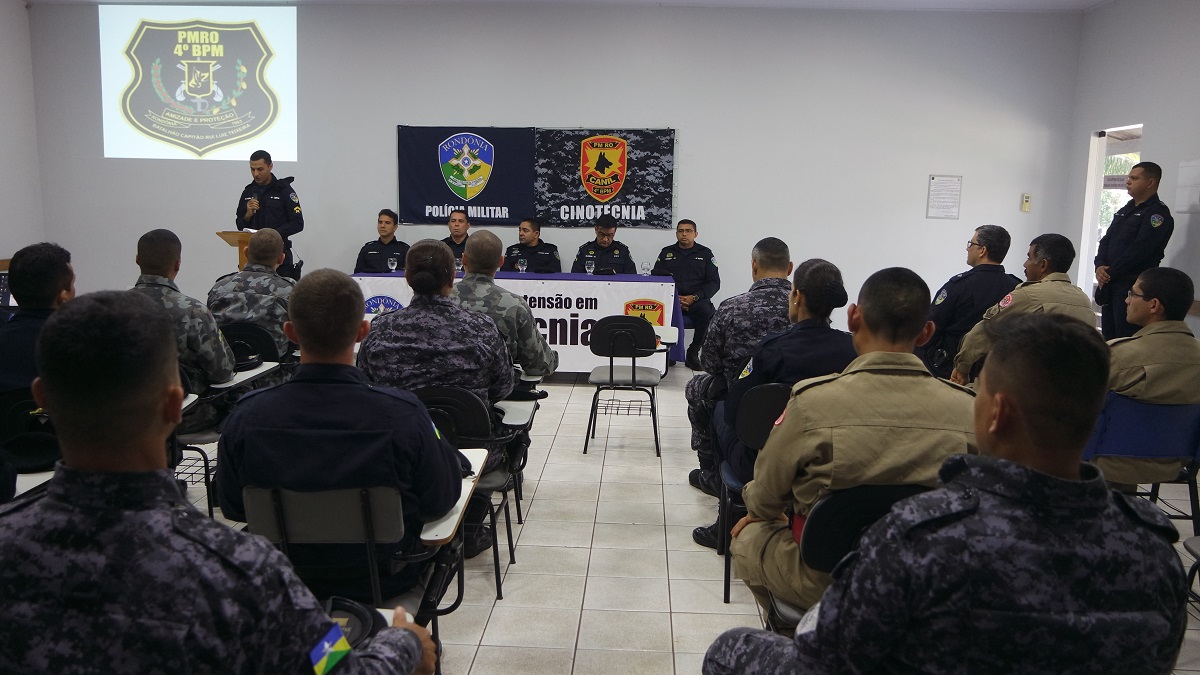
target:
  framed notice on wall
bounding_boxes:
[926,175,962,220]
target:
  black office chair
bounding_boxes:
[243,485,464,653]
[766,484,930,631]
[721,383,791,603]
[583,315,663,456]
[415,387,518,600]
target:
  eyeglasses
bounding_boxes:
[1127,289,1148,299]
[966,241,984,248]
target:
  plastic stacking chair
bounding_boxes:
[583,315,663,456]
[767,484,930,631]
[416,387,518,600]
[1082,392,1200,534]
[0,388,59,474]
[722,383,791,603]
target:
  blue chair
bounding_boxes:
[1082,392,1200,534]
[722,383,791,603]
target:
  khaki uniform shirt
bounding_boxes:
[734,351,976,609]
[955,272,1095,375]
[1097,321,1200,485]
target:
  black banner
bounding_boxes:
[535,128,675,229]
[396,126,535,226]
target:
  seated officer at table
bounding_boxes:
[355,209,411,274]
[0,242,74,393]
[208,229,295,358]
[217,269,463,600]
[652,219,720,368]
[571,214,637,274]
[0,290,437,674]
[443,209,470,263]
[730,267,976,614]
[500,218,561,274]
[705,314,1187,675]
[1099,266,1200,489]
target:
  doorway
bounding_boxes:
[1079,124,1142,299]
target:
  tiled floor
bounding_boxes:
[184,364,1200,674]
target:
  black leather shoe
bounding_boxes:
[688,468,721,498]
[692,522,720,551]
[463,525,494,559]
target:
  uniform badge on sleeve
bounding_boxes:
[1150,214,1164,228]
[999,293,1014,308]
[310,623,352,674]
[739,360,753,379]
[290,192,299,203]
[934,289,948,305]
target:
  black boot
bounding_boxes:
[685,344,702,371]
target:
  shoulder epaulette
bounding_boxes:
[893,486,979,535]
[1114,491,1178,542]
[790,372,842,395]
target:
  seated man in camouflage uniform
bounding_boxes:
[706,314,1187,675]
[131,229,234,433]
[687,237,793,497]
[730,268,976,614]
[452,231,558,378]
[207,228,295,358]
[0,290,437,674]
[1100,267,1200,489]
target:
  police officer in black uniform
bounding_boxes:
[501,218,561,274]
[918,224,1021,378]
[443,209,470,264]
[651,219,720,368]
[571,214,637,274]
[1095,161,1174,339]
[235,150,303,280]
[353,209,411,273]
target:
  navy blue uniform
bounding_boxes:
[501,241,561,274]
[918,264,1021,379]
[442,235,468,261]
[0,308,51,394]
[571,240,637,274]
[235,174,303,279]
[216,363,463,600]
[1095,194,1174,339]
[355,238,411,273]
[653,243,720,348]
[717,319,858,482]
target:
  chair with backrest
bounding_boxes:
[219,322,284,369]
[494,398,540,524]
[766,484,931,631]
[415,387,517,600]
[721,382,791,603]
[242,485,463,644]
[1082,391,1200,534]
[583,315,663,456]
[0,388,59,474]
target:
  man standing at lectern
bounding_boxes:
[235,149,304,280]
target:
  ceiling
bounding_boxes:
[27,0,1114,11]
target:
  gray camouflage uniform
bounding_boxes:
[358,294,514,404]
[451,272,558,377]
[132,274,235,392]
[207,262,295,356]
[687,277,792,470]
[0,463,425,673]
[705,454,1188,675]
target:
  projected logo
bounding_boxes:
[581,135,627,203]
[120,20,279,157]
[438,133,494,201]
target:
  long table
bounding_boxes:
[354,272,685,373]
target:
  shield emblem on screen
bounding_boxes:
[120,20,279,157]
[624,299,665,326]
[581,135,627,203]
[439,133,494,201]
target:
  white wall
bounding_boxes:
[1068,0,1200,331]
[27,3,1083,322]
[1,0,44,257]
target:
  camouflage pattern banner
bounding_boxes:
[397,126,536,226]
[535,128,675,229]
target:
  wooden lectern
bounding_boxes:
[216,231,251,270]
